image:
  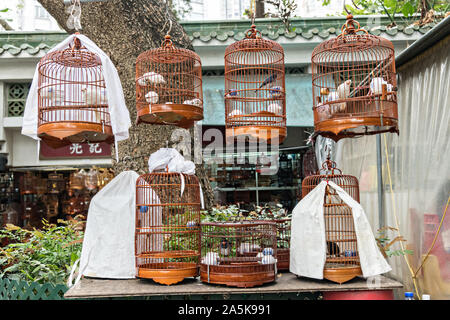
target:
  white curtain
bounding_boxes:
[336,37,450,299]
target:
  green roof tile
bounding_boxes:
[0,15,440,56]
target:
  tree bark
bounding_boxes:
[37,0,214,209]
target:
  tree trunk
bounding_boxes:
[255,0,265,18]
[37,0,214,209]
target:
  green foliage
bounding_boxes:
[0,219,84,285]
[375,226,414,258]
[265,0,298,32]
[321,0,450,25]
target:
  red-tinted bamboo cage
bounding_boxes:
[200,221,277,288]
[274,218,291,271]
[20,172,37,195]
[302,158,361,284]
[135,172,201,285]
[224,25,286,144]
[135,35,203,129]
[37,36,113,149]
[47,172,65,194]
[311,14,398,141]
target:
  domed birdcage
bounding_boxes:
[200,220,277,288]
[274,218,291,271]
[37,35,113,149]
[311,15,398,141]
[301,158,361,283]
[135,35,203,129]
[135,171,201,285]
[224,25,286,144]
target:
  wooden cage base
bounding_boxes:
[226,126,287,144]
[314,116,398,141]
[323,265,362,284]
[137,262,199,286]
[276,248,290,271]
[38,122,113,149]
[137,103,203,129]
[199,263,276,288]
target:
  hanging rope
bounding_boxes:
[161,0,173,37]
[250,0,256,25]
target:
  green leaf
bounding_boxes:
[401,2,415,17]
[0,8,9,13]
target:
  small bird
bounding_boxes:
[39,83,64,105]
[326,241,341,257]
[369,77,394,100]
[139,206,148,213]
[228,109,243,117]
[260,254,277,265]
[81,86,108,105]
[269,86,282,98]
[327,91,345,114]
[145,91,159,104]
[137,71,166,86]
[225,89,238,98]
[337,79,352,99]
[267,103,282,114]
[219,238,231,256]
[183,98,202,107]
[256,73,277,92]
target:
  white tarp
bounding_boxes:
[68,171,139,287]
[21,33,131,159]
[290,180,391,279]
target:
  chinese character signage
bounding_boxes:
[40,141,111,159]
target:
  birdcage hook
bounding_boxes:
[245,24,261,39]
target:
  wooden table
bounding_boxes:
[64,272,402,300]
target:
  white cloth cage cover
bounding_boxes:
[21,33,131,160]
[290,180,392,280]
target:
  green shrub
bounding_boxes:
[0,219,84,285]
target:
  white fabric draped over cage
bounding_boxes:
[290,180,391,280]
[22,33,131,159]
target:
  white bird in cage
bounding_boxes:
[317,103,331,119]
[327,91,345,114]
[183,98,202,107]
[260,254,277,265]
[81,86,108,105]
[39,83,65,105]
[267,103,282,114]
[369,77,394,100]
[201,251,219,265]
[337,79,352,99]
[138,71,166,86]
[145,91,159,104]
[228,109,243,117]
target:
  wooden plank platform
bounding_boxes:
[64,272,402,299]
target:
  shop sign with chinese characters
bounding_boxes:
[39,141,111,159]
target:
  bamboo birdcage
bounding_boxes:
[200,221,277,288]
[37,35,113,149]
[69,170,86,191]
[135,172,201,285]
[301,158,361,284]
[224,25,286,144]
[274,218,291,271]
[311,14,398,141]
[135,35,203,129]
[20,172,37,195]
[47,172,65,194]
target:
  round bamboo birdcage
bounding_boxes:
[301,159,361,284]
[135,35,203,129]
[224,25,286,144]
[200,220,277,288]
[20,172,37,195]
[37,35,113,149]
[274,218,291,271]
[311,14,398,141]
[47,172,65,194]
[69,170,86,191]
[135,172,201,285]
